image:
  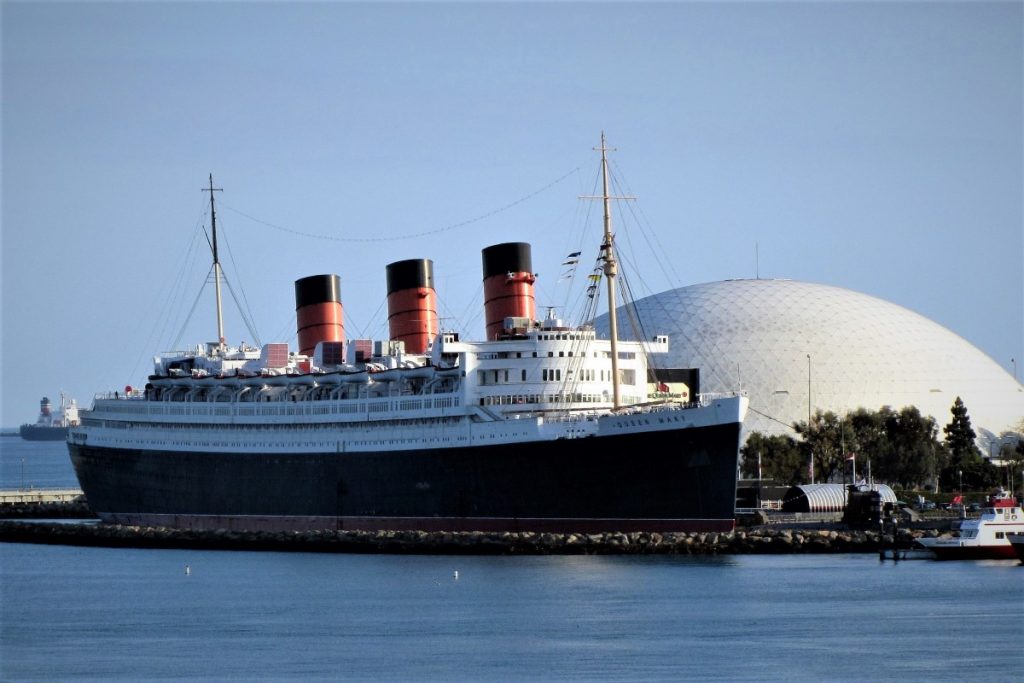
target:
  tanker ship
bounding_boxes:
[68,138,748,533]
[20,394,79,441]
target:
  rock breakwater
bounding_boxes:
[0,520,948,555]
[0,500,95,520]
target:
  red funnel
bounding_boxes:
[294,274,343,357]
[386,259,437,354]
[482,242,535,340]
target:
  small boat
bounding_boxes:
[914,489,1024,560]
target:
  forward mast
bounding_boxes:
[203,174,225,349]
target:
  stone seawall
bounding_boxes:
[0,520,950,555]
[0,500,96,520]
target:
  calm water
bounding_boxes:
[1,542,1020,681]
[2,440,1022,681]
[0,438,79,490]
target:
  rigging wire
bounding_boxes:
[156,225,204,349]
[217,166,581,243]
[604,159,724,378]
[221,276,262,346]
[171,267,216,351]
[747,405,800,432]
[610,158,684,290]
[543,163,602,329]
[218,216,263,345]
[125,200,209,381]
[439,278,484,338]
[268,313,298,348]
[348,297,387,341]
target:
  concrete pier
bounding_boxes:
[0,489,94,520]
[0,488,83,504]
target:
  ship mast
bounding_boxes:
[203,174,225,349]
[597,133,623,410]
[581,133,633,409]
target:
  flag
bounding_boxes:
[566,251,581,258]
[846,453,855,461]
[561,258,579,266]
[657,382,669,392]
[587,274,601,282]
[952,494,963,505]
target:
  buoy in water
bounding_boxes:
[453,570,459,580]
[185,565,191,575]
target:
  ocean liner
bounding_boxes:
[21,394,79,441]
[68,136,748,533]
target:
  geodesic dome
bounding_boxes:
[599,279,1024,448]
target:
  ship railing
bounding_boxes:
[540,411,604,424]
[696,391,746,405]
[538,400,699,423]
[86,391,465,422]
[94,389,145,401]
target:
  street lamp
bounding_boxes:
[807,354,813,484]
[807,354,812,425]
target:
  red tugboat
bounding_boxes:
[915,489,1024,560]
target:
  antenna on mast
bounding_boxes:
[202,174,225,348]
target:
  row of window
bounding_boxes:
[479,393,609,406]
[479,368,634,385]
[477,349,635,360]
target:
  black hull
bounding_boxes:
[19,425,69,441]
[68,422,742,533]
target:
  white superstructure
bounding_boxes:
[76,318,745,456]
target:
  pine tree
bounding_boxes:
[943,396,980,467]
[939,396,1000,490]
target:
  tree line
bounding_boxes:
[741,397,1024,492]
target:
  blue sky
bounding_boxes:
[2,1,1022,427]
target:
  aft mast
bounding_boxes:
[596,134,623,409]
[203,174,226,349]
[586,133,637,410]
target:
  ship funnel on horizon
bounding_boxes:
[482,242,536,340]
[294,274,344,357]
[385,259,438,355]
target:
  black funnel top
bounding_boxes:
[294,274,341,309]
[386,259,434,295]
[482,242,532,279]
